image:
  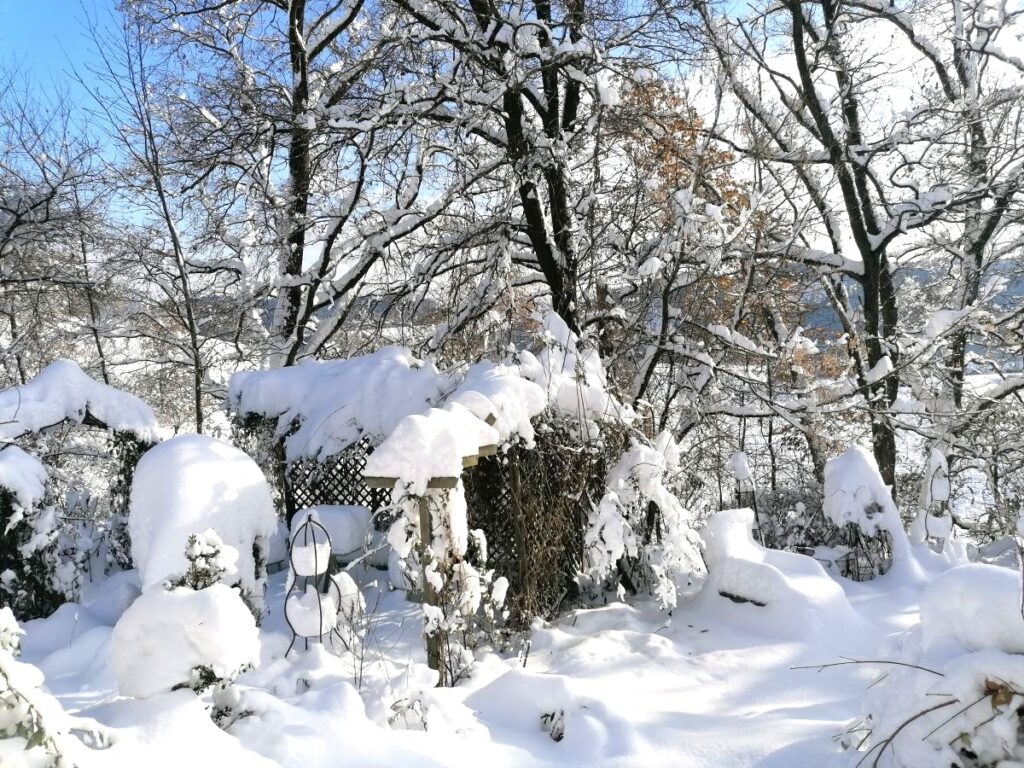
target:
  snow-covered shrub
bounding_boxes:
[168,530,239,591]
[821,445,916,580]
[0,362,160,619]
[584,431,703,609]
[111,581,260,699]
[0,607,99,767]
[129,434,277,616]
[851,564,1024,767]
[387,484,510,685]
[327,570,367,656]
[0,447,63,620]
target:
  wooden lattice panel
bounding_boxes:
[464,423,624,628]
[286,439,392,527]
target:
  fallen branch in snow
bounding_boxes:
[791,657,942,676]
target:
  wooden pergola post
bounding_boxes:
[365,434,496,686]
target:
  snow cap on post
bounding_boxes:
[364,406,499,495]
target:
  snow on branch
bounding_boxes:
[0,361,159,443]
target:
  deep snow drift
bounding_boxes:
[9,521,973,768]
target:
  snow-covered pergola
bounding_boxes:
[229,346,544,496]
[229,315,638,636]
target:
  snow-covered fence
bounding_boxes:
[462,418,631,624]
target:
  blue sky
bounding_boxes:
[0,0,116,96]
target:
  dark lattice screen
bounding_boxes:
[285,439,392,526]
[463,422,627,628]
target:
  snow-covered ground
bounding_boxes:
[19,562,928,767]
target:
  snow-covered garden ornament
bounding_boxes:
[910,447,953,547]
[284,511,336,654]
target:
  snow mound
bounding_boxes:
[464,667,631,759]
[920,564,1024,655]
[128,434,277,596]
[858,565,1024,766]
[0,360,159,442]
[111,584,260,699]
[702,508,860,634]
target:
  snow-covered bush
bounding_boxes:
[584,431,703,609]
[0,447,60,619]
[821,445,917,580]
[111,581,260,699]
[0,363,159,620]
[169,530,239,591]
[129,434,277,615]
[0,607,99,767]
[387,484,510,685]
[851,564,1024,767]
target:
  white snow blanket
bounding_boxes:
[364,407,499,491]
[129,434,277,594]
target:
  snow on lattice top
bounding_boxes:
[518,311,633,433]
[229,347,454,462]
[0,360,160,443]
[445,362,546,446]
[230,347,548,463]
